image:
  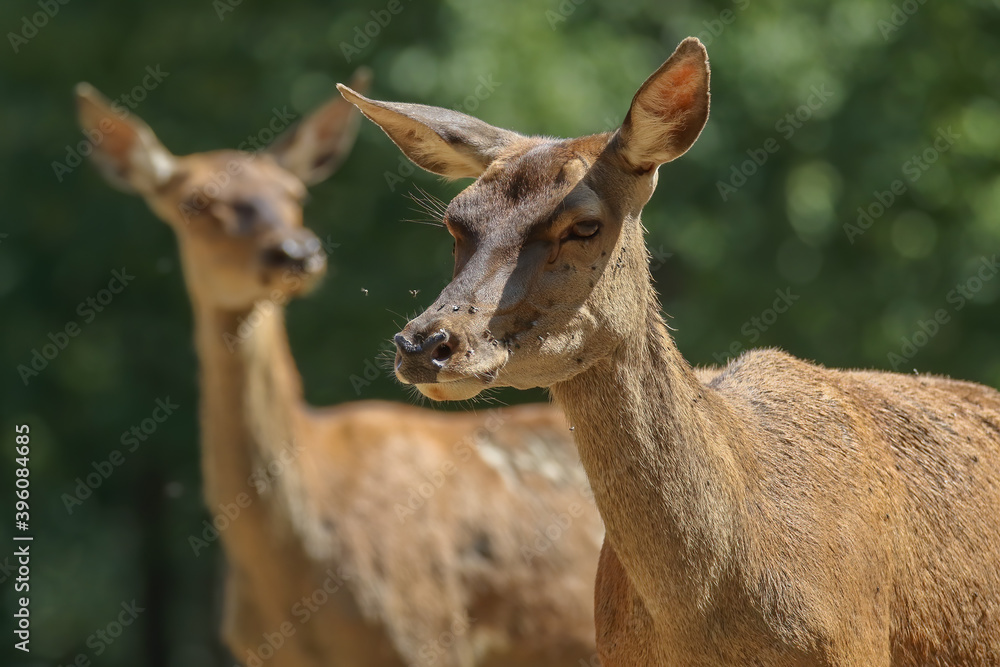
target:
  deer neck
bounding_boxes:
[189,291,332,562]
[550,293,748,611]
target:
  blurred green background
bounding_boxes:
[2,0,999,664]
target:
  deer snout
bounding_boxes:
[260,231,326,276]
[393,326,463,384]
[394,329,454,362]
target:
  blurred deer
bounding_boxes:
[343,38,1000,666]
[76,71,603,667]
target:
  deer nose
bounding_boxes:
[261,234,325,273]
[393,327,463,384]
[395,329,456,367]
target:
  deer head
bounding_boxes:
[77,69,371,310]
[340,39,709,400]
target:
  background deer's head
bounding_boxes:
[77,69,370,310]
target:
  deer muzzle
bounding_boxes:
[393,303,507,390]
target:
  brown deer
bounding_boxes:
[76,72,604,667]
[341,38,1000,666]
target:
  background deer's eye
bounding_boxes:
[231,201,258,233]
[570,220,600,239]
[180,197,208,220]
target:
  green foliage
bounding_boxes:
[2,0,998,664]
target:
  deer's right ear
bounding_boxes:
[607,37,710,173]
[75,82,176,194]
[337,84,520,179]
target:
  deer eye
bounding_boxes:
[179,196,209,221]
[569,220,600,239]
[231,202,258,233]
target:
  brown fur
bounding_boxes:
[76,77,603,666]
[344,38,1000,665]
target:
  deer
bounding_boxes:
[340,37,1000,666]
[75,71,605,667]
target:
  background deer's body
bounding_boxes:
[197,297,601,667]
[343,38,1000,665]
[77,78,603,667]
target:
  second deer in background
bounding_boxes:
[76,69,603,667]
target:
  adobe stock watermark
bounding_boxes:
[693,0,751,47]
[53,66,170,182]
[178,106,299,222]
[7,0,71,54]
[649,246,673,272]
[220,240,338,354]
[61,397,180,514]
[712,287,800,364]
[878,0,930,40]
[520,482,596,565]
[235,565,366,667]
[546,0,586,29]
[887,255,998,370]
[53,600,145,665]
[212,0,243,21]
[0,555,18,586]
[384,74,501,192]
[17,268,135,386]
[717,84,834,201]
[843,126,959,244]
[414,614,475,666]
[349,353,392,395]
[339,0,412,63]
[188,439,305,556]
[394,413,507,523]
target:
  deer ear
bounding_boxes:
[75,82,176,194]
[609,37,710,172]
[337,84,520,179]
[267,67,371,186]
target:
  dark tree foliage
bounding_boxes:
[1,0,998,664]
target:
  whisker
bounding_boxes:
[384,308,413,323]
[413,185,448,210]
[405,186,449,226]
[401,217,445,228]
[403,384,429,407]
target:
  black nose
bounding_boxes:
[261,235,325,273]
[394,329,456,368]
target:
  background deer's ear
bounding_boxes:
[337,84,520,179]
[75,82,177,195]
[608,37,710,172]
[267,67,371,186]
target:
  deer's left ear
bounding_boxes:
[608,37,710,172]
[75,82,177,195]
[267,67,371,185]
